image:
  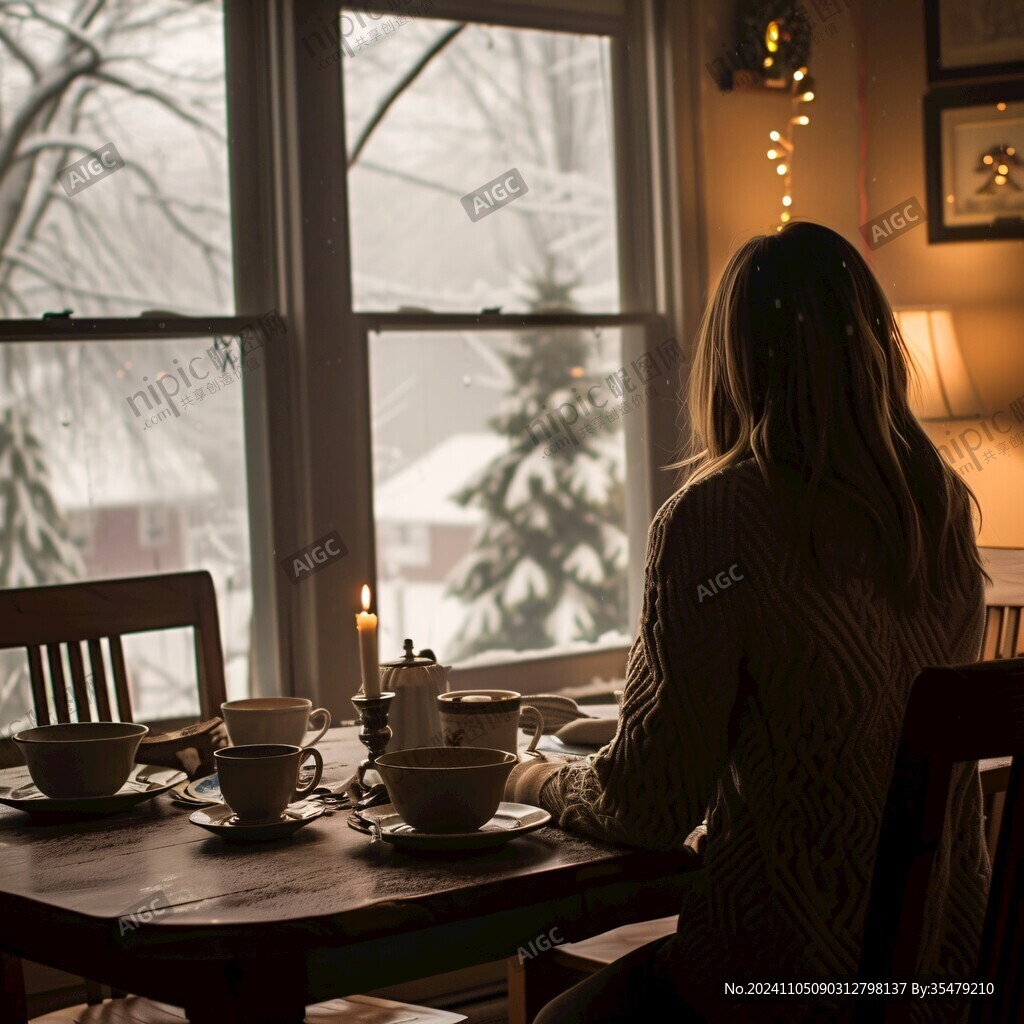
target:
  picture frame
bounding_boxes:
[924,80,1024,242]
[924,0,1024,82]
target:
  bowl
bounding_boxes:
[374,746,517,833]
[14,722,149,799]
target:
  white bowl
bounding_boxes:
[14,722,149,798]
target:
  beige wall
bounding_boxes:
[686,0,1024,546]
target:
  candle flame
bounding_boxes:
[361,584,371,612]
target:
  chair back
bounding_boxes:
[0,571,227,726]
[856,658,1024,1024]
[982,605,1023,661]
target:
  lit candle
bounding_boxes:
[356,584,380,699]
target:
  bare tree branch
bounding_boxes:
[349,22,465,166]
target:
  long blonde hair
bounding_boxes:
[678,221,987,607]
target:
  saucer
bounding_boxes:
[189,800,325,842]
[349,801,551,850]
[183,765,319,806]
[183,773,223,805]
[0,765,187,818]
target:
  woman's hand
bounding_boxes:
[504,753,570,807]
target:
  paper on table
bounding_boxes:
[75,994,466,1023]
[307,995,467,1021]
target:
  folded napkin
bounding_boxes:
[554,716,617,747]
[518,694,596,734]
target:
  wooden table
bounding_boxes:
[0,727,698,1024]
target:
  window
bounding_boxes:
[342,14,620,314]
[370,326,637,663]
[0,1,255,727]
[0,1,233,318]
[0,337,253,725]
[327,5,668,669]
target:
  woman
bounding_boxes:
[506,222,991,1023]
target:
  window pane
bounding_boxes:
[370,327,649,666]
[339,13,620,313]
[0,1,233,318]
[0,337,253,728]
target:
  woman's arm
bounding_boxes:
[507,481,748,850]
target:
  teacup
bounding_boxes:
[438,690,544,757]
[221,697,330,748]
[214,744,323,823]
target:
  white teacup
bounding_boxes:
[214,744,323,823]
[438,690,544,757]
[221,697,330,748]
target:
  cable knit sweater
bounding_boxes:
[511,459,989,1023]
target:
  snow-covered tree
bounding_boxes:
[445,263,627,659]
[0,408,83,586]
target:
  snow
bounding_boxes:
[565,543,604,585]
[453,630,632,671]
[374,433,508,525]
[547,589,595,645]
[569,450,617,504]
[504,556,549,605]
[506,445,557,507]
[601,522,629,570]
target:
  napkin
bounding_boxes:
[554,716,617,747]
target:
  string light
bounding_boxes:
[766,65,813,230]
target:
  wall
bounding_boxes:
[689,0,1024,547]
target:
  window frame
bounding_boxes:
[267,0,690,709]
[0,0,699,722]
[0,0,282,713]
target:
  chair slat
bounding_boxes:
[67,642,91,722]
[46,644,70,723]
[856,659,1024,1024]
[108,636,133,722]
[1008,608,1022,659]
[975,758,1024,1024]
[88,638,113,721]
[982,607,1003,661]
[26,646,49,727]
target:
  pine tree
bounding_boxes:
[445,262,628,660]
[0,409,84,587]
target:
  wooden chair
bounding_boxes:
[981,604,1023,661]
[0,571,227,1023]
[0,572,460,1024]
[0,570,228,729]
[855,658,1024,1024]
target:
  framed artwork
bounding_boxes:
[924,0,1024,81]
[924,80,1024,242]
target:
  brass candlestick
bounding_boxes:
[351,691,395,790]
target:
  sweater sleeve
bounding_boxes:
[536,482,747,851]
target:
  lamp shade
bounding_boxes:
[893,309,984,420]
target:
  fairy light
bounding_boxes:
[766,66,814,230]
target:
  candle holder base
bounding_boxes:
[351,691,395,793]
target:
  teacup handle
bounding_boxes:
[294,746,324,799]
[520,705,545,755]
[305,707,331,746]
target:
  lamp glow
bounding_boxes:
[893,309,984,420]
